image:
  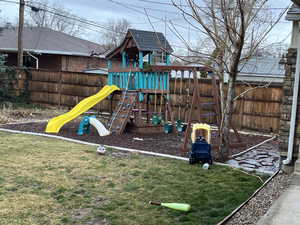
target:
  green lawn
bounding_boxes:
[0,132,262,225]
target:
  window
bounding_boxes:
[153,51,167,65]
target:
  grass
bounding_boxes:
[0,132,263,225]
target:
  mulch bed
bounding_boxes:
[1,121,269,162]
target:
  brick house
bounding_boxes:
[0,27,107,72]
[279,1,300,172]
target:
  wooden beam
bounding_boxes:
[146,65,211,72]
[181,70,201,155]
[109,68,141,72]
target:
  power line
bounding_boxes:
[26,2,127,35]
[105,0,202,32]
[135,0,290,10]
[0,0,18,4]
[105,0,290,27]
[0,0,127,35]
[0,0,292,49]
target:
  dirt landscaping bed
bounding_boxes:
[0,120,272,162]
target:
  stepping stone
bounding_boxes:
[259,161,274,167]
[256,156,269,160]
[238,162,259,169]
[257,152,269,156]
[234,157,246,161]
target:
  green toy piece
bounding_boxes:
[151,115,162,125]
[150,201,191,212]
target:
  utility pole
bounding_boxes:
[17,0,25,67]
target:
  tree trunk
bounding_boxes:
[221,74,236,159]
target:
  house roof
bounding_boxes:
[0,27,106,57]
[239,56,285,76]
[106,29,173,59]
[184,56,285,77]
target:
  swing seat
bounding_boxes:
[151,115,162,125]
[177,124,187,132]
[175,120,187,132]
[164,123,173,134]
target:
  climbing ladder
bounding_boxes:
[108,91,138,134]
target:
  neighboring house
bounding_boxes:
[279,2,300,172]
[237,56,285,83]
[0,27,107,72]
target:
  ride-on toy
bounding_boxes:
[189,123,213,165]
[189,136,212,165]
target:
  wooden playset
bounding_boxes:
[45,28,244,156]
[105,29,217,136]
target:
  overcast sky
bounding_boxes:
[0,0,292,53]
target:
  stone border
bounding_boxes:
[232,135,277,158]
[217,170,280,225]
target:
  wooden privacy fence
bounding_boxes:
[16,69,110,112]
[169,78,282,132]
[15,69,283,133]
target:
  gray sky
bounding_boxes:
[0,0,292,53]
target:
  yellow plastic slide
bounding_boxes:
[45,85,120,133]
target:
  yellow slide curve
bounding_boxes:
[45,85,120,133]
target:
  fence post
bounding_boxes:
[58,70,62,109]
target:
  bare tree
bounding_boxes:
[101,18,131,51]
[27,0,83,36]
[171,0,287,159]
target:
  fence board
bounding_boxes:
[15,69,283,133]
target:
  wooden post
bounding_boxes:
[146,93,150,123]
[110,93,114,116]
[181,81,198,155]
[184,71,192,123]
[179,70,184,120]
[137,93,144,125]
[181,70,200,154]
[148,53,153,65]
[58,71,62,109]
[17,0,25,67]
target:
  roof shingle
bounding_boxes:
[0,27,106,57]
[128,29,173,52]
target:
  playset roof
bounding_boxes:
[106,29,173,59]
